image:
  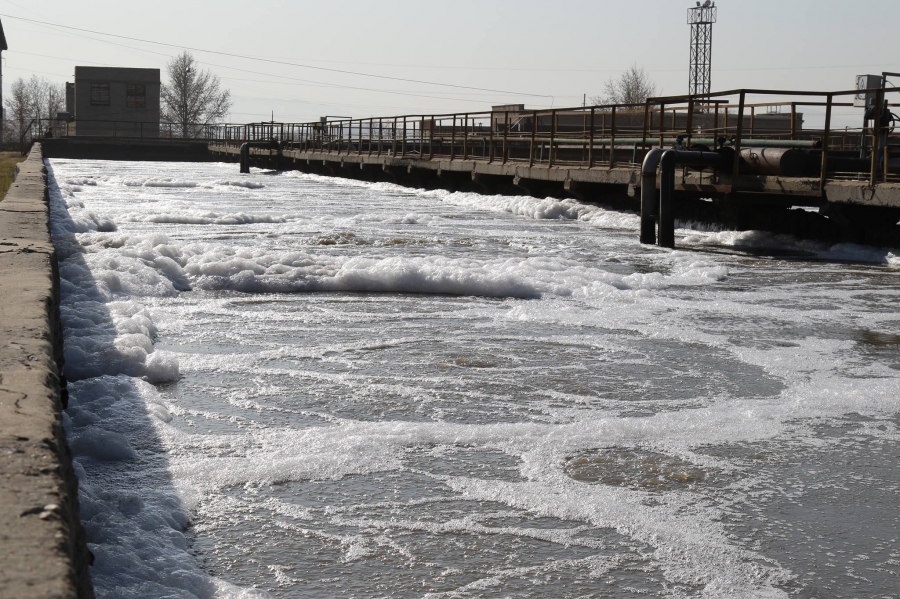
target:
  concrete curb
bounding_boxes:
[0,144,94,598]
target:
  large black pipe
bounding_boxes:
[240,140,281,173]
[640,148,666,245]
[658,149,724,249]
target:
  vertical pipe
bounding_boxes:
[402,116,407,157]
[820,94,833,194]
[731,92,746,192]
[658,155,676,249]
[429,118,435,159]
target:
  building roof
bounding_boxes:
[0,18,8,51]
[74,66,160,83]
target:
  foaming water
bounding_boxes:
[49,159,900,598]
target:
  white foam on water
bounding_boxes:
[47,159,900,598]
[125,211,288,225]
[683,228,900,266]
[212,179,266,189]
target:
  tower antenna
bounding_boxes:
[687,1,717,105]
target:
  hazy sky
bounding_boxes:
[2,0,899,126]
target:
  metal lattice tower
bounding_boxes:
[688,2,717,97]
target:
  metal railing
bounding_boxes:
[20,85,900,193]
[15,119,230,144]
[209,86,900,193]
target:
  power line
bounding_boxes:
[0,13,553,99]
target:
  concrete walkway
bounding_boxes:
[0,144,93,598]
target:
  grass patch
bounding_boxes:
[0,151,26,201]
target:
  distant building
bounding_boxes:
[70,67,160,137]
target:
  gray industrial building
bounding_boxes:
[68,67,161,137]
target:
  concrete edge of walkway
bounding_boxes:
[0,144,94,598]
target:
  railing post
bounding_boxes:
[429,118,435,159]
[502,111,509,164]
[588,107,595,167]
[609,107,616,168]
[488,110,494,164]
[659,102,666,148]
[713,103,719,149]
[529,111,537,167]
[685,98,695,148]
[548,109,556,167]
[790,103,797,140]
[750,106,755,137]
[642,100,650,150]
[401,116,407,157]
[451,115,457,160]
[463,114,469,160]
[870,88,884,187]
[731,91,746,192]
[820,94,833,194]
[391,118,397,156]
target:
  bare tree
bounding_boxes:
[161,52,232,138]
[590,64,658,130]
[3,75,66,143]
[593,64,658,106]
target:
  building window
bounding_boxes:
[90,83,110,106]
[126,84,146,108]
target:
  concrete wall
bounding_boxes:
[0,144,93,598]
[74,66,160,138]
